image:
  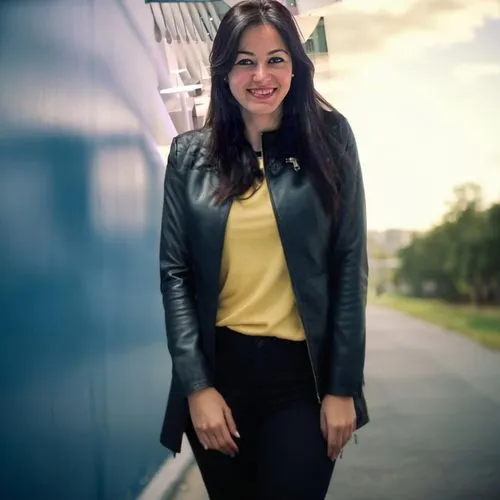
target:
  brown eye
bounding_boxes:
[236,59,254,66]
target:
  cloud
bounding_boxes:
[453,62,500,82]
[311,0,500,73]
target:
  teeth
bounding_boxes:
[250,89,274,96]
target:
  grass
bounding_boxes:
[369,293,500,351]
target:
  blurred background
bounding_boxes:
[0,0,498,499]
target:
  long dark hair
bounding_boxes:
[205,0,342,217]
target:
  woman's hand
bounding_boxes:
[320,395,356,460]
[188,387,240,457]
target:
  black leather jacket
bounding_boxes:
[159,110,369,453]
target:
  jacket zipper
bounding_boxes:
[285,157,301,171]
[262,149,321,404]
[264,152,360,448]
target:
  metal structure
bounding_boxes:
[146,1,229,131]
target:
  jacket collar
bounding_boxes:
[261,113,301,176]
[198,112,302,176]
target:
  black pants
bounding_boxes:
[186,327,335,500]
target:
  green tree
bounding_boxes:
[394,183,500,305]
[482,203,500,302]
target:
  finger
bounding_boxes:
[194,426,211,451]
[197,432,210,451]
[219,423,238,456]
[205,431,220,452]
[223,406,241,439]
[214,428,235,457]
[327,425,339,460]
[331,425,344,459]
[320,410,327,441]
[348,421,356,443]
[211,431,226,454]
[340,426,351,450]
[343,421,356,447]
[338,421,356,452]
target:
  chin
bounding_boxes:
[248,107,280,116]
[246,101,283,116]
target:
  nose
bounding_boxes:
[253,63,270,83]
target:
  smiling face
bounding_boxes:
[227,23,293,125]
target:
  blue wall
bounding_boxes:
[0,1,179,498]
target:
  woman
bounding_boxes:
[159,1,369,498]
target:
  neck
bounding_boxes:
[242,109,282,152]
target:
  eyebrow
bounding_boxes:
[236,49,289,56]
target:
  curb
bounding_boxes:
[137,437,195,500]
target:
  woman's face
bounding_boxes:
[227,24,293,122]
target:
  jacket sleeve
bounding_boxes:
[327,118,368,397]
[160,137,213,397]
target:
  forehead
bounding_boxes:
[238,24,287,52]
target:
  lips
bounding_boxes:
[248,88,277,98]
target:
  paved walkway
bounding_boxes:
[168,305,500,500]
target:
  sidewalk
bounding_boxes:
[168,305,500,500]
[167,466,205,500]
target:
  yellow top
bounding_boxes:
[216,157,305,341]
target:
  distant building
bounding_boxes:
[368,229,418,258]
[367,229,419,292]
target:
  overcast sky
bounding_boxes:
[311,0,500,231]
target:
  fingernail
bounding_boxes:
[235,431,241,438]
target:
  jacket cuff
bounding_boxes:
[173,352,213,397]
[326,375,363,397]
[185,380,214,398]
